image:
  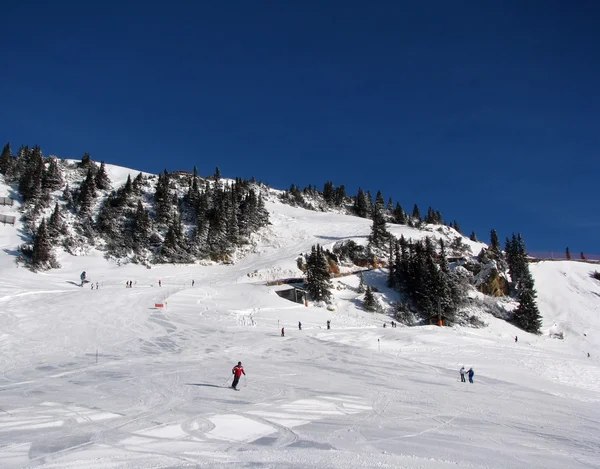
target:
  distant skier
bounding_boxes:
[231,361,245,390]
[80,271,86,287]
[468,368,474,384]
[298,321,302,330]
[327,320,331,330]
[96,282,99,289]
[515,336,518,343]
[192,280,195,287]
[383,322,386,328]
[460,366,466,383]
[158,280,162,287]
[281,327,285,337]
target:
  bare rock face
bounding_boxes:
[474,261,510,297]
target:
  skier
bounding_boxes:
[459,366,466,383]
[298,321,302,330]
[281,327,285,337]
[515,336,518,343]
[468,368,475,384]
[192,280,195,287]
[158,280,162,287]
[383,322,386,328]
[96,282,99,289]
[80,271,86,287]
[327,320,331,330]
[231,361,245,390]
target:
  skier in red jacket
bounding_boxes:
[231,361,245,390]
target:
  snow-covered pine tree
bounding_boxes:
[47,202,64,240]
[78,168,97,214]
[354,188,369,218]
[363,285,377,312]
[131,200,151,249]
[305,244,332,302]
[412,203,421,221]
[512,269,542,333]
[489,229,501,259]
[43,156,64,191]
[334,185,347,206]
[94,161,111,190]
[393,203,406,224]
[31,219,59,270]
[154,171,173,226]
[0,142,15,179]
[368,190,390,250]
[323,181,335,205]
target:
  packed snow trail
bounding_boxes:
[0,199,599,468]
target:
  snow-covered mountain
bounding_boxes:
[0,160,599,469]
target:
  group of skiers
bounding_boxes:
[282,320,331,336]
[459,366,474,383]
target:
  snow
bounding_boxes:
[0,178,599,468]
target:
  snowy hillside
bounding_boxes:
[0,165,599,468]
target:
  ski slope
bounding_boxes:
[0,193,599,468]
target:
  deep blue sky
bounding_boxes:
[2,1,599,253]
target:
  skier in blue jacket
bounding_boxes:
[467,368,474,384]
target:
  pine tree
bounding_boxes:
[78,168,97,213]
[154,171,172,225]
[354,188,369,218]
[412,204,421,221]
[393,203,406,224]
[159,215,191,263]
[80,152,92,168]
[453,220,461,234]
[469,231,477,242]
[512,269,542,333]
[323,181,335,205]
[31,219,54,269]
[47,202,64,239]
[133,172,144,193]
[369,191,390,250]
[305,244,332,302]
[366,191,373,216]
[19,146,44,203]
[581,252,586,260]
[333,185,346,206]
[62,183,74,208]
[0,142,14,179]
[565,247,571,260]
[131,200,151,249]
[363,286,377,312]
[489,229,501,259]
[43,156,64,191]
[94,161,111,190]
